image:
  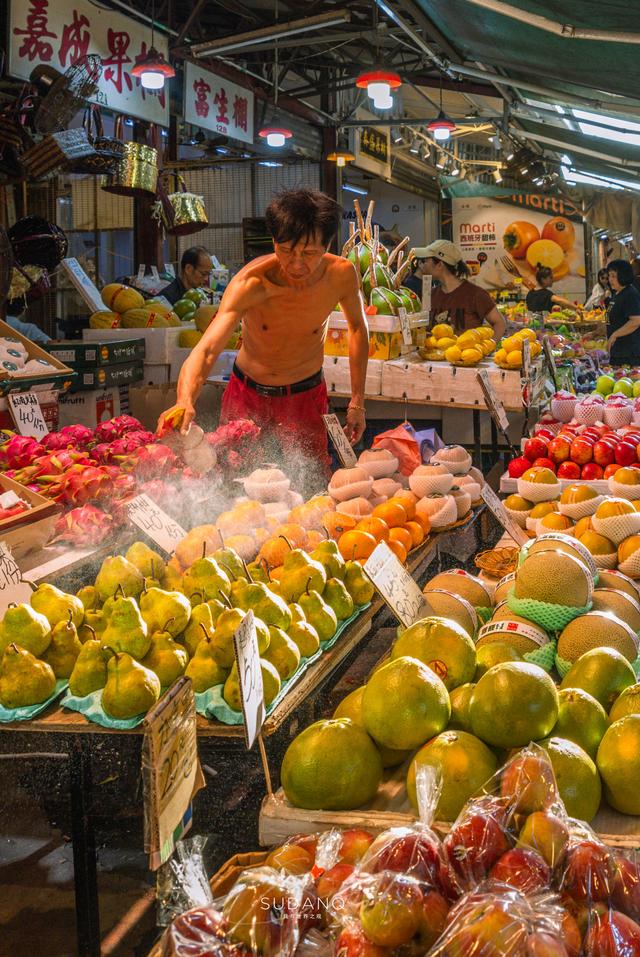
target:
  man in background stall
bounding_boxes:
[161,246,212,305]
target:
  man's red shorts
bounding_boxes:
[220,371,331,471]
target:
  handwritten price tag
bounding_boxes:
[477,369,510,433]
[542,336,559,389]
[323,413,357,467]
[481,485,529,546]
[398,307,413,346]
[364,541,433,628]
[522,338,532,382]
[143,678,203,870]
[8,392,49,440]
[233,610,265,749]
[125,494,186,555]
[0,542,34,616]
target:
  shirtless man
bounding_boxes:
[158,189,370,467]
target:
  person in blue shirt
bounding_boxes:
[4,299,51,345]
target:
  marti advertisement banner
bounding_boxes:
[450,191,586,298]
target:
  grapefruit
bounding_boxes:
[552,688,609,759]
[362,656,451,750]
[597,715,640,815]
[557,611,639,664]
[560,647,636,711]
[448,682,475,733]
[539,736,602,822]
[333,686,412,768]
[469,662,559,749]
[407,730,497,822]
[609,683,640,722]
[391,617,476,691]
[280,718,383,810]
[474,642,523,680]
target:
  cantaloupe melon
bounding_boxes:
[101,283,144,313]
[590,589,640,634]
[494,572,516,605]
[527,532,597,580]
[557,611,639,664]
[89,310,120,329]
[423,569,492,609]
[597,570,640,602]
[477,614,550,655]
[421,589,478,638]
[514,549,593,607]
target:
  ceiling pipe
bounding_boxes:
[102,0,179,36]
[465,0,640,43]
[523,130,640,168]
[372,0,456,77]
[188,10,351,57]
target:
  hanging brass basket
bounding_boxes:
[102,141,158,197]
[154,174,208,236]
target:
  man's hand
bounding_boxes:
[607,333,618,353]
[157,403,195,437]
[344,406,366,445]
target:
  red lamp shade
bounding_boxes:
[427,110,456,142]
[355,69,401,110]
[259,125,293,148]
[131,48,175,89]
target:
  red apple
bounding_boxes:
[616,441,637,467]
[527,932,569,957]
[557,462,581,480]
[416,890,449,949]
[532,457,557,471]
[335,925,390,957]
[316,863,354,902]
[509,456,532,478]
[560,910,583,957]
[548,437,572,464]
[524,437,549,461]
[604,463,620,479]
[570,438,594,465]
[613,855,640,921]
[441,803,510,895]
[581,462,604,480]
[535,428,556,442]
[593,441,616,467]
[582,428,602,441]
[584,910,640,957]
[561,840,615,904]
[363,828,441,885]
[490,848,552,893]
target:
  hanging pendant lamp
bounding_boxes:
[428,78,455,141]
[130,0,174,90]
[258,0,292,148]
[355,69,401,110]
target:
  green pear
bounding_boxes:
[162,562,184,591]
[31,582,84,629]
[289,603,306,624]
[311,541,346,580]
[0,643,56,708]
[139,587,191,637]
[142,630,188,687]
[210,608,270,668]
[77,585,99,611]
[185,635,229,693]
[235,582,291,630]
[246,559,270,584]
[101,597,150,659]
[323,578,354,621]
[181,554,231,603]
[223,658,280,711]
[263,626,300,680]
[288,620,320,657]
[79,610,105,643]
[279,549,326,602]
[101,652,160,719]
[95,555,144,602]
[343,560,375,605]
[42,612,82,678]
[69,640,112,697]
[299,587,338,643]
[0,603,51,657]
[181,604,215,657]
[213,547,246,581]
[206,598,225,626]
[125,541,167,580]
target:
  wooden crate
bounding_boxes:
[0,473,60,558]
[209,850,270,898]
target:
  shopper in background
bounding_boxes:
[525,266,578,313]
[403,253,428,297]
[161,246,212,305]
[423,239,506,339]
[584,268,611,309]
[631,258,640,295]
[606,258,640,365]
[3,299,51,345]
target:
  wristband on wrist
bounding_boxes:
[348,403,366,412]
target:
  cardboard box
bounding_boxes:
[0,474,60,559]
[170,349,237,385]
[58,387,120,428]
[0,319,75,396]
[46,338,146,367]
[83,325,196,363]
[142,363,171,385]
[128,382,223,432]
[69,361,145,392]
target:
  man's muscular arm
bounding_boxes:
[158,274,262,435]
[338,262,370,444]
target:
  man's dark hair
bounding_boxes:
[265,188,341,248]
[181,246,209,270]
[608,259,635,286]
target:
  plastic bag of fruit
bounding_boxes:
[428,883,577,957]
[440,745,571,898]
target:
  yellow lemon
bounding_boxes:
[461,348,483,365]
[426,335,439,349]
[445,345,463,363]
[507,349,523,368]
[494,348,508,364]
[518,328,537,342]
[437,336,457,350]
[482,339,496,355]
[433,323,454,339]
[475,327,493,341]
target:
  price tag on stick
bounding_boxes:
[476,369,518,456]
[398,307,413,346]
[0,542,34,616]
[125,494,187,555]
[8,392,49,440]
[481,485,529,546]
[522,338,532,384]
[142,677,204,870]
[323,413,357,467]
[233,611,265,750]
[364,541,433,628]
[542,336,559,390]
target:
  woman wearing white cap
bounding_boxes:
[420,240,506,340]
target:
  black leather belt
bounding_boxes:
[232,362,323,397]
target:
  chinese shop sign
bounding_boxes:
[9,0,170,125]
[350,109,391,177]
[359,127,389,165]
[184,62,254,145]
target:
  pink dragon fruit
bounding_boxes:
[90,443,115,464]
[98,431,156,464]
[58,424,95,448]
[53,505,114,546]
[130,444,179,480]
[40,432,74,452]
[17,450,94,483]
[93,415,143,442]
[58,465,114,506]
[0,435,45,470]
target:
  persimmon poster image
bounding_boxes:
[451,194,586,299]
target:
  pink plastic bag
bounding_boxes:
[371,423,421,476]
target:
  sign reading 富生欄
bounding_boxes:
[184,62,255,145]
